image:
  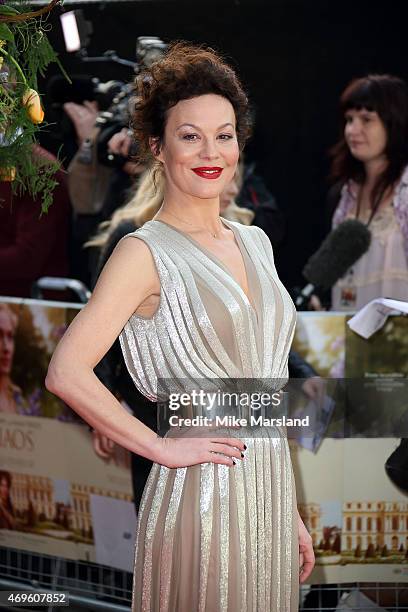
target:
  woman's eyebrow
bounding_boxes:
[176,123,198,130]
[176,122,235,130]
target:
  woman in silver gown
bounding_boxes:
[46,42,314,611]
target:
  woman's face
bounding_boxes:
[0,311,15,376]
[156,94,240,202]
[344,108,387,164]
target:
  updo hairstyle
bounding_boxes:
[131,41,252,163]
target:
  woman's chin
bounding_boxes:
[193,190,224,201]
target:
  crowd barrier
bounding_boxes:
[0,295,407,609]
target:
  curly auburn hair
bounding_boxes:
[131,42,252,161]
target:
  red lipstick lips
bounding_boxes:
[192,167,223,179]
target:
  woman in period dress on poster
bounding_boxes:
[46,43,314,611]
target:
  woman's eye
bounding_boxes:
[218,133,234,140]
[182,133,199,141]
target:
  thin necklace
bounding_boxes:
[355,184,388,227]
[162,210,223,239]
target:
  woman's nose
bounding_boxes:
[346,119,360,135]
[199,138,219,160]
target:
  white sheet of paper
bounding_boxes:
[347,297,408,339]
[90,494,137,572]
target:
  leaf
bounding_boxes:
[53,55,71,84]
[0,22,14,42]
[0,6,20,16]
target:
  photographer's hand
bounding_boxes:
[301,376,325,402]
[107,128,145,176]
[107,127,132,157]
[64,100,99,145]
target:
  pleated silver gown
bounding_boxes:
[119,218,299,611]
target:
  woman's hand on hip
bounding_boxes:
[152,435,246,469]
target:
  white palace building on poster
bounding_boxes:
[343,501,408,552]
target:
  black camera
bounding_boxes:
[95,83,136,168]
[94,37,167,169]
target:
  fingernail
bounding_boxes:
[232,459,236,465]
[241,452,245,458]
[243,444,247,450]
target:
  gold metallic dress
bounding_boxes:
[119,218,299,611]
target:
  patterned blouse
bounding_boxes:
[331,166,408,311]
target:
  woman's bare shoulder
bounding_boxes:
[86,232,160,331]
[48,233,161,372]
[99,231,160,291]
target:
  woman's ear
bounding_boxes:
[149,137,163,162]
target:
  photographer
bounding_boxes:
[65,38,166,287]
[66,90,143,286]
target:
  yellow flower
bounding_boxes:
[0,40,5,70]
[22,88,44,124]
[0,166,16,181]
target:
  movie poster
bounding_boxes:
[0,298,136,571]
[0,412,135,569]
[292,312,346,378]
[0,298,79,419]
[345,314,408,438]
[292,438,408,584]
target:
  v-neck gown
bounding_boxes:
[119,218,299,611]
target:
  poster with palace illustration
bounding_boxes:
[0,412,135,570]
[0,298,136,571]
[1,298,407,581]
[292,438,408,584]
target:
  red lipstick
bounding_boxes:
[192,166,223,180]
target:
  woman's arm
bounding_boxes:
[46,236,161,460]
[46,236,245,469]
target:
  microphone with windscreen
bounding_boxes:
[296,219,372,308]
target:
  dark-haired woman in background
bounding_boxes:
[329,74,408,311]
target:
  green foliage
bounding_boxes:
[0,23,14,43]
[15,141,61,213]
[0,1,68,212]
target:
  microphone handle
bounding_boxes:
[295,283,315,308]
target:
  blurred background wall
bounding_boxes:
[40,0,408,285]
